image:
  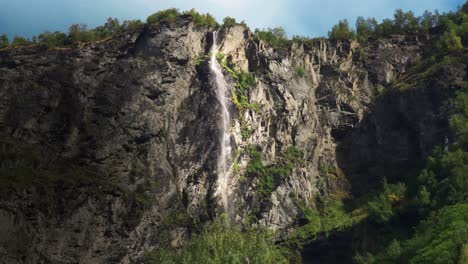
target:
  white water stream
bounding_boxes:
[210,31,233,214]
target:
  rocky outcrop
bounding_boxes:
[0,17,464,263]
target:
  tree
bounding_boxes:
[66,24,96,44]
[12,36,30,46]
[356,16,377,42]
[420,11,439,32]
[393,9,420,33]
[37,31,66,47]
[146,8,180,25]
[329,19,355,40]
[223,16,237,28]
[375,18,394,37]
[95,17,122,37]
[254,27,289,47]
[437,28,463,52]
[0,34,9,48]
[122,20,144,31]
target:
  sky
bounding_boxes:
[0,0,465,40]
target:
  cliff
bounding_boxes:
[0,16,465,263]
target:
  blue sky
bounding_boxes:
[0,0,465,39]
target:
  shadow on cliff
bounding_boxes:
[335,62,462,196]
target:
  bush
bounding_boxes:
[11,36,31,46]
[0,34,9,48]
[66,24,96,44]
[147,8,180,25]
[223,16,237,28]
[296,67,305,77]
[246,146,302,200]
[329,19,355,40]
[367,181,406,223]
[122,19,144,31]
[183,9,218,28]
[254,27,289,48]
[403,204,468,264]
[356,17,377,42]
[144,216,288,264]
[37,31,67,48]
[222,17,249,30]
[437,29,463,52]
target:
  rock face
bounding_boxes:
[0,18,464,263]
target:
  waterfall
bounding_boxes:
[210,31,233,214]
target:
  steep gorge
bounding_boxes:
[0,15,465,263]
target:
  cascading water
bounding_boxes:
[210,31,233,214]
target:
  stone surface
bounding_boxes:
[0,19,464,263]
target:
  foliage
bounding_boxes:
[453,86,468,148]
[222,16,249,30]
[328,19,355,40]
[254,27,289,48]
[296,67,305,77]
[11,36,31,46]
[147,8,180,25]
[144,215,288,264]
[355,17,377,42]
[37,31,67,48]
[367,181,406,223]
[246,146,303,201]
[437,28,464,52]
[219,55,258,112]
[183,9,218,28]
[223,17,237,28]
[122,19,144,31]
[392,9,420,34]
[0,34,9,48]
[403,204,468,264]
[66,24,97,44]
[360,204,468,264]
[288,195,367,247]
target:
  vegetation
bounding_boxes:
[146,8,181,25]
[296,66,305,77]
[246,146,303,202]
[0,34,9,48]
[0,8,218,50]
[222,16,249,30]
[147,8,218,28]
[216,53,259,140]
[329,19,355,40]
[144,215,289,264]
[254,27,289,48]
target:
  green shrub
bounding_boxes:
[223,16,237,28]
[11,36,31,46]
[328,19,355,40]
[437,29,463,52]
[144,215,288,264]
[367,181,406,223]
[254,27,289,48]
[296,67,305,77]
[0,34,9,48]
[183,9,218,28]
[122,19,144,31]
[37,31,67,48]
[222,17,249,30]
[356,16,377,42]
[147,8,180,25]
[245,146,303,201]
